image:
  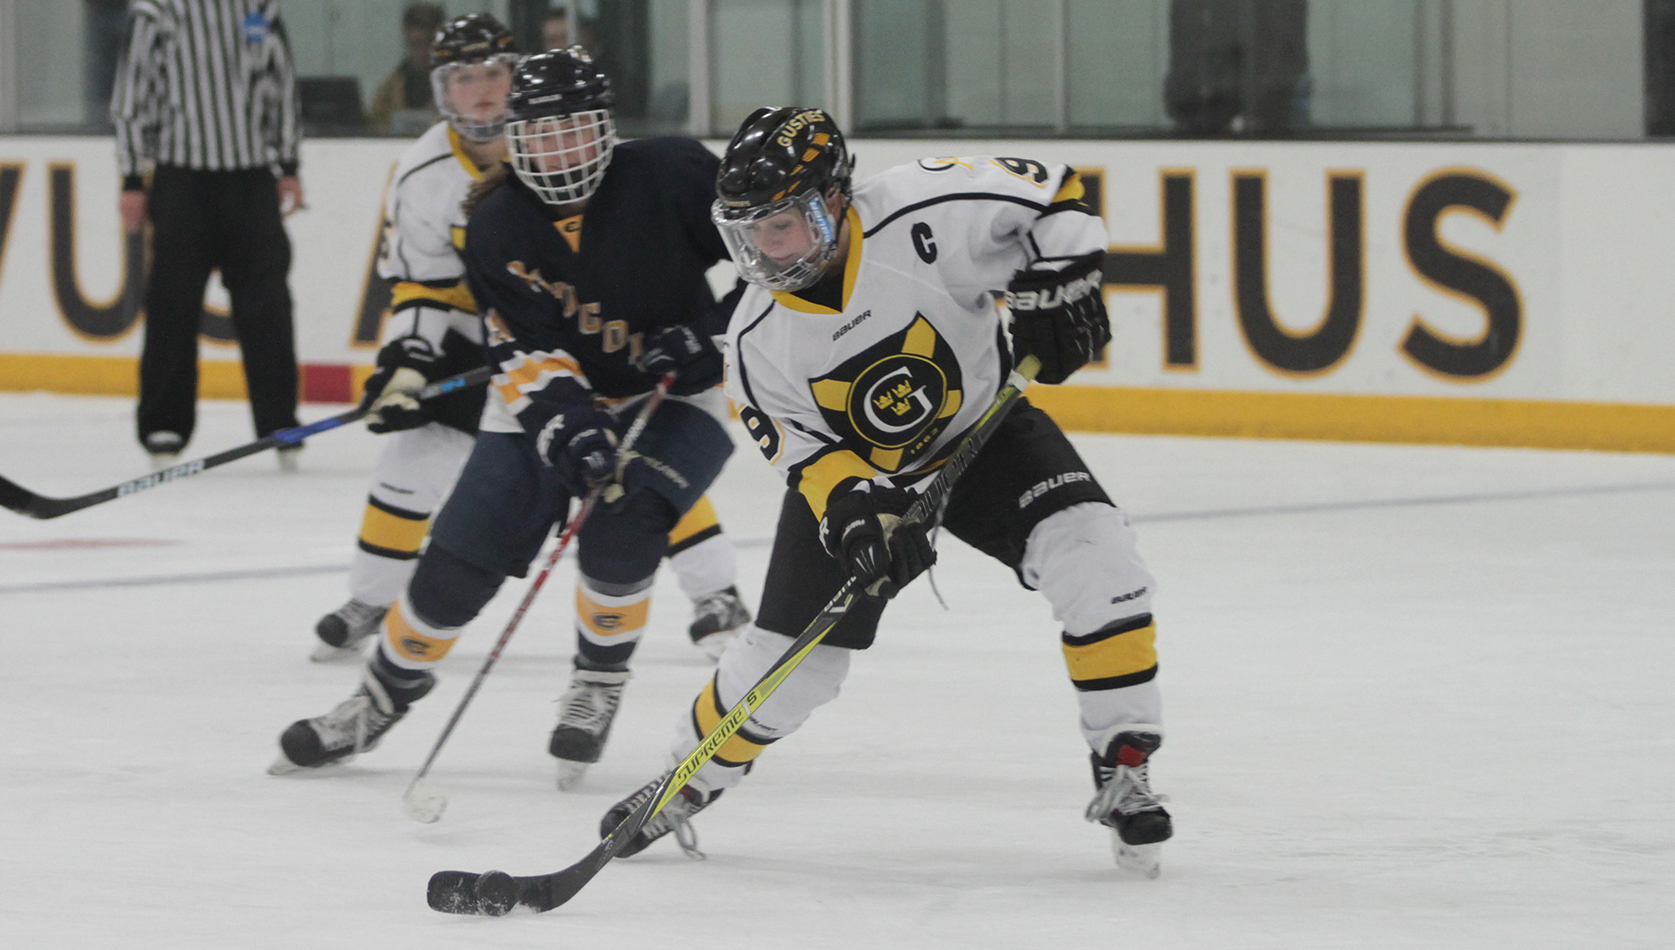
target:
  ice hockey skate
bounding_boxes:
[310,599,387,662]
[687,585,750,659]
[144,431,183,471]
[599,776,720,858]
[548,668,629,790]
[276,443,303,473]
[1084,725,1172,878]
[268,670,433,774]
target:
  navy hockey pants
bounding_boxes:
[415,399,733,625]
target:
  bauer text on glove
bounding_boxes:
[1005,251,1112,385]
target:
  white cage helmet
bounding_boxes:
[504,47,617,206]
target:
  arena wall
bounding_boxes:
[2,135,1672,452]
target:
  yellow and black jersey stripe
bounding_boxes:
[788,445,880,521]
[389,278,477,317]
[1045,170,1099,216]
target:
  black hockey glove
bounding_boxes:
[1005,251,1112,385]
[535,405,619,497]
[361,337,441,433]
[636,326,723,396]
[818,481,937,600]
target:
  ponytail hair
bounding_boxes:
[463,162,510,218]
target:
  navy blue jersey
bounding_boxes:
[463,136,740,437]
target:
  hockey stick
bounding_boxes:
[402,374,676,824]
[426,355,1041,916]
[0,366,494,520]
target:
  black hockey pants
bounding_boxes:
[137,165,299,446]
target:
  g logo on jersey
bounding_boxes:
[808,315,963,472]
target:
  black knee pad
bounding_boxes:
[408,544,506,628]
[578,490,676,585]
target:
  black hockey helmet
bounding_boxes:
[430,13,516,68]
[428,13,518,142]
[712,107,854,292]
[506,46,614,122]
[504,48,617,206]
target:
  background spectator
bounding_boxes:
[541,7,595,52]
[367,2,445,135]
[1165,0,1310,135]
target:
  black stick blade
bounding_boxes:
[427,870,519,916]
[427,840,617,916]
[0,474,46,519]
[518,856,612,913]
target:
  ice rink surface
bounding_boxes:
[2,392,1673,949]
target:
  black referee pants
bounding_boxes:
[138,165,299,446]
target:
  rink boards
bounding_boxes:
[1,134,1672,452]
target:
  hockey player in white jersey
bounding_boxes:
[602,107,1172,875]
[312,14,750,665]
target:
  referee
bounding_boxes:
[111,0,306,469]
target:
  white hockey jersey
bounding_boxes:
[375,121,488,349]
[723,155,1106,520]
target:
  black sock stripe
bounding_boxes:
[667,524,723,558]
[1071,664,1159,692]
[358,540,420,560]
[575,637,637,667]
[367,495,430,521]
[1061,613,1154,648]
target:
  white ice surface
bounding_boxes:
[2,392,1673,949]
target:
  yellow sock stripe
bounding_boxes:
[1062,619,1158,688]
[661,597,848,818]
[357,502,430,555]
[691,677,770,765]
[575,585,651,640]
[384,600,457,664]
[668,495,720,548]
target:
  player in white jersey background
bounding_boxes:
[601,107,1173,876]
[312,14,751,666]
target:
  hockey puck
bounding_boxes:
[472,870,520,916]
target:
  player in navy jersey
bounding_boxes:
[310,15,749,667]
[271,49,743,791]
[601,107,1172,876]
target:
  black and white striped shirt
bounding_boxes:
[110,0,301,187]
